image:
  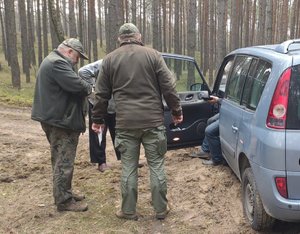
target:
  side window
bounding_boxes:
[226,56,252,102]
[163,57,205,92]
[242,58,259,105]
[243,60,272,110]
[217,57,234,93]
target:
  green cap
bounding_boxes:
[62,38,89,60]
[119,23,140,35]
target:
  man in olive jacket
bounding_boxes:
[31,38,91,212]
[92,23,183,220]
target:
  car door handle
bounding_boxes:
[232,125,238,133]
[185,94,194,101]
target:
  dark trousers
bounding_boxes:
[88,102,121,164]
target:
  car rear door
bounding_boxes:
[162,54,213,149]
[219,55,253,168]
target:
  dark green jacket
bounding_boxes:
[31,50,92,132]
[92,41,182,129]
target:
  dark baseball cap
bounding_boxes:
[119,23,140,35]
[62,38,89,60]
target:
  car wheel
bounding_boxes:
[242,167,275,231]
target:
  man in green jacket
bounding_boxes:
[31,38,91,212]
[92,23,183,220]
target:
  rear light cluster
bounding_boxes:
[267,68,291,129]
[275,177,288,198]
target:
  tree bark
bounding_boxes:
[18,0,30,82]
[36,0,43,65]
[4,0,21,89]
[69,0,77,38]
[48,0,64,46]
[27,0,36,66]
[42,0,49,55]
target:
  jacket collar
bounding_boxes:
[120,40,144,47]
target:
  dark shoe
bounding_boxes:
[57,199,88,212]
[115,210,138,220]
[98,163,109,172]
[156,205,171,220]
[202,159,224,166]
[190,150,210,159]
[72,193,85,201]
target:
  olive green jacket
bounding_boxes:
[92,41,182,129]
[31,50,92,132]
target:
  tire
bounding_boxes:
[242,167,275,231]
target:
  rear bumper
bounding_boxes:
[251,163,300,222]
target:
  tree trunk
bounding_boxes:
[152,0,159,50]
[18,0,30,82]
[36,0,43,65]
[97,0,103,47]
[42,0,49,56]
[216,0,226,71]
[69,0,77,38]
[257,0,266,45]
[265,0,273,44]
[105,0,123,53]
[88,0,97,61]
[4,0,21,89]
[0,1,7,61]
[131,0,136,24]
[203,0,209,76]
[48,0,64,47]
[27,0,36,66]
[186,0,196,89]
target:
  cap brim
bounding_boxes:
[79,52,89,60]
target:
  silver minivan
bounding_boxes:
[217,39,300,230]
[162,40,300,231]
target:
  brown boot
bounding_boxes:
[57,199,88,212]
[115,210,138,220]
[156,204,170,220]
[72,192,85,201]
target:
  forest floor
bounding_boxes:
[0,104,300,234]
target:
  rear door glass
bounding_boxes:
[226,56,252,102]
[287,65,300,129]
[242,60,272,110]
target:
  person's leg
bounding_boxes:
[142,126,168,215]
[41,123,79,205]
[201,113,220,153]
[115,129,141,215]
[106,113,121,160]
[88,102,107,165]
[205,119,223,163]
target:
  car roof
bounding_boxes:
[230,39,300,57]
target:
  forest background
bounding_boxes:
[1,0,300,106]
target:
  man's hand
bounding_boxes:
[92,123,105,133]
[172,114,183,125]
[207,95,219,104]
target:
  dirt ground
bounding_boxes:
[0,104,300,234]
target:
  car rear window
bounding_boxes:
[287,65,300,129]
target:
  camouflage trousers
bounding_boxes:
[115,125,168,214]
[41,123,80,205]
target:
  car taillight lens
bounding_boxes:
[275,177,288,198]
[267,68,291,129]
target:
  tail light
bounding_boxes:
[267,68,291,129]
[275,177,288,198]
